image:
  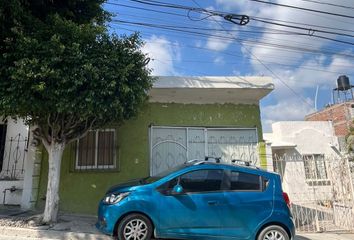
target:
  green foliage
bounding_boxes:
[0,0,153,144]
[346,123,354,152]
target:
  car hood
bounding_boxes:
[106,178,145,194]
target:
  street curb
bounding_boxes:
[0,226,113,240]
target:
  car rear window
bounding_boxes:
[230,171,261,191]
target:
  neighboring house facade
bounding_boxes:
[264,121,340,202]
[264,121,354,231]
[0,118,29,205]
[30,76,273,214]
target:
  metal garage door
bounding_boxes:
[150,126,258,176]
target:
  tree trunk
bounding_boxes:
[42,142,65,224]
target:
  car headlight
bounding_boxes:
[103,192,130,204]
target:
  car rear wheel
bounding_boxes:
[117,214,153,240]
[257,225,289,240]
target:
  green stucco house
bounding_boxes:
[23,76,273,214]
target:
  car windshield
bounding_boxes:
[143,164,187,184]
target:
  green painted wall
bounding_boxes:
[36,103,265,214]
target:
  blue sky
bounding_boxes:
[104,0,354,132]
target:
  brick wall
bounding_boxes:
[305,102,354,137]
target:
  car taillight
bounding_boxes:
[282,192,291,208]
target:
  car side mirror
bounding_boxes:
[171,184,184,195]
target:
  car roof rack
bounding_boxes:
[185,156,221,165]
[231,159,251,166]
[231,159,260,169]
[205,156,221,163]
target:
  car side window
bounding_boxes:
[229,171,261,191]
[179,169,224,193]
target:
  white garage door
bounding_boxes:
[150,126,258,176]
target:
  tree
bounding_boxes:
[0,0,153,223]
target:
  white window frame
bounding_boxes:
[303,154,329,182]
[75,129,116,170]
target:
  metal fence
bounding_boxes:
[273,154,354,233]
[0,133,28,180]
[150,126,259,176]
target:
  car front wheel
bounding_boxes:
[117,214,153,240]
[257,225,290,240]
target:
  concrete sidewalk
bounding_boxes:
[297,233,354,240]
[0,206,111,239]
[1,225,354,240]
[0,228,354,240]
[0,207,353,240]
[0,227,354,240]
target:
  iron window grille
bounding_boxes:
[303,154,329,183]
[75,129,116,170]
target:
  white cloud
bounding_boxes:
[214,56,225,64]
[142,35,181,76]
[261,97,314,132]
[206,36,232,51]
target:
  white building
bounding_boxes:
[264,121,340,203]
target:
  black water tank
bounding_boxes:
[337,75,351,91]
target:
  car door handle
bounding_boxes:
[207,201,218,206]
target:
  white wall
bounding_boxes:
[0,118,29,180]
[0,180,24,205]
[266,121,340,203]
[271,121,339,155]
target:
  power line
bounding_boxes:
[114,13,310,35]
[117,26,354,78]
[252,17,354,39]
[248,0,354,19]
[111,1,354,36]
[191,0,315,109]
[252,16,354,33]
[119,25,354,67]
[295,0,354,10]
[152,58,353,75]
[106,2,187,18]
[117,19,354,46]
[114,22,354,60]
[109,1,353,33]
[113,20,354,55]
[113,0,354,41]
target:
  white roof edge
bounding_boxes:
[152,76,274,89]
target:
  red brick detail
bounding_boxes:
[305,102,354,137]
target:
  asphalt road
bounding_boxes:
[0,234,354,240]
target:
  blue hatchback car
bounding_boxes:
[96,160,295,240]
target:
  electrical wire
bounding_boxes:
[110,0,354,36]
[116,19,354,46]
[248,0,354,19]
[296,0,354,10]
[113,20,354,57]
[191,0,315,109]
[107,0,353,106]
[251,17,354,39]
[118,25,354,68]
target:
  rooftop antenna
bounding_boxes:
[315,85,319,111]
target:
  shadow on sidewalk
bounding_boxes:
[295,235,312,240]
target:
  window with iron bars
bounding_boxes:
[303,154,328,181]
[75,129,116,170]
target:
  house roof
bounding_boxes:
[270,141,297,149]
[263,133,297,149]
[149,76,274,104]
